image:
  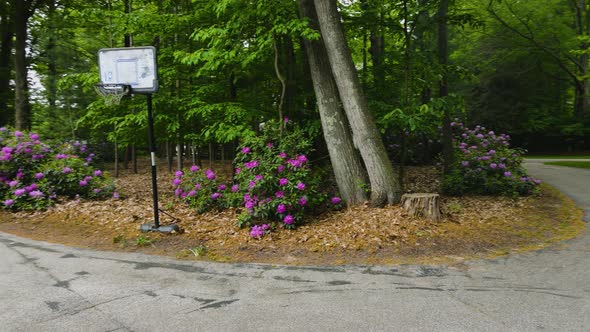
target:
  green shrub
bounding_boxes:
[442,122,540,197]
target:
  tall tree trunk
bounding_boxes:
[572,0,590,121]
[438,0,454,173]
[0,4,13,126]
[14,0,31,130]
[314,0,401,206]
[299,0,369,206]
[284,35,297,118]
[46,1,57,111]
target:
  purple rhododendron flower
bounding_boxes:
[211,192,221,200]
[190,165,199,172]
[205,169,216,180]
[461,161,469,167]
[283,215,294,225]
[331,196,342,205]
[248,180,256,189]
[62,167,72,174]
[534,179,542,185]
[4,199,14,206]
[278,152,287,158]
[255,174,263,181]
[244,160,259,169]
[84,176,92,181]
[297,155,308,163]
[174,188,183,197]
[16,172,24,179]
[284,117,289,123]
[79,180,88,187]
[503,171,512,177]
[218,184,227,191]
[275,191,284,198]
[113,192,120,199]
[29,133,39,140]
[35,172,44,179]
[8,180,18,187]
[266,142,274,149]
[241,147,251,154]
[94,170,102,177]
[231,184,239,192]
[55,153,68,159]
[173,178,182,186]
[277,204,287,213]
[235,167,241,174]
[298,197,307,206]
[279,178,288,186]
[175,170,183,177]
[93,188,102,194]
[296,182,305,190]
[25,183,37,192]
[277,165,285,172]
[14,189,26,197]
[245,200,255,209]
[2,146,13,154]
[250,225,264,238]
[187,190,196,197]
[490,163,497,169]
[499,163,506,169]
[14,131,23,138]
[29,190,44,199]
[195,183,202,190]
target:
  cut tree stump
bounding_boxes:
[400,193,441,221]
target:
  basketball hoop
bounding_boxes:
[94,83,131,106]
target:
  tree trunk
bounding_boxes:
[0,3,13,126]
[14,0,31,130]
[313,0,401,206]
[438,0,454,173]
[299,0,369,206]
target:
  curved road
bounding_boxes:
[0,161,589,331]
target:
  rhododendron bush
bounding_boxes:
[0,128,115,210]
[442,121,541,196]
[172,119,342,238]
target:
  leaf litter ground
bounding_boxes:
[0,160,585,266]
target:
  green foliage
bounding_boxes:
[442,122,540,197]
[135,235,153,247]
[0,128,115,211]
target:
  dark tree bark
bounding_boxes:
[299,0,369,205]
[14,0,33,130]
[438,0,454,173]
[313,0,401,206]
[0,2,13,126]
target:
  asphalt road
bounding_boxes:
[0,160,589,331]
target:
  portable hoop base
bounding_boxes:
[140,223,181,234]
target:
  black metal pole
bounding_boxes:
[146,94,160,228]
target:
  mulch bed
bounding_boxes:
[0,160,584,265]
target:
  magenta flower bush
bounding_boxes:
[174,119,335,238]
[0,128,115,210]
[231,119,325,232]
[173,165,227,214]
[442,121,541,196]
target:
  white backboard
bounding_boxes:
[98,46,158,94]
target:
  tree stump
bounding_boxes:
[401,193,441,221]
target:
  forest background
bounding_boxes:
[1,0,589,172]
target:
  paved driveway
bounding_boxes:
[0,160,588,331]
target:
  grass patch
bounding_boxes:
[544,161,590,169]
[527,155,590,159]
